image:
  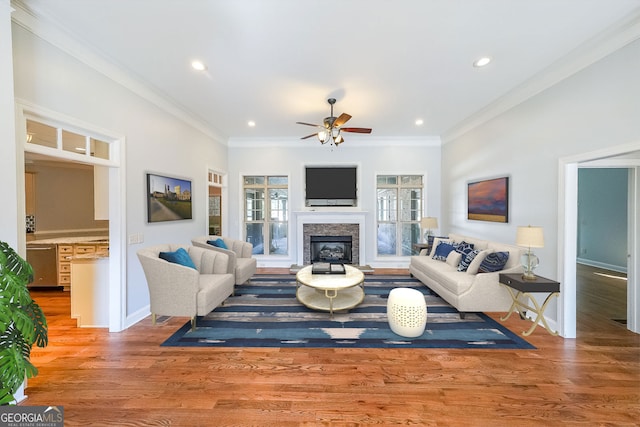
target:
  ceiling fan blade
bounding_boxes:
[300,133,317,140]
[333,113,352,127]
[341,127,372,134]
[296,121,323,128]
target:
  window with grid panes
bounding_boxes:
[243,176,288,255]
[376,175,423,256]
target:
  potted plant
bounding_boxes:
[0,241,48,405]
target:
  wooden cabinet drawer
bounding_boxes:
[58,245,73,259]
[58,274,71,284]
[74,245,96,255]
[59,262,71,273]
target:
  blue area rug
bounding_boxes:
[161,275,534,349]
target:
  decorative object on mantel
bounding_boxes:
[420,216,438,244]
[296,98,372,147]
[516,225,545,280]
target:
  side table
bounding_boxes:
[412,243,431,256]
[498,273,560,336]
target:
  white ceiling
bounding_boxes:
[15,0,640,142]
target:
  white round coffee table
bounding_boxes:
[295,265,365,317]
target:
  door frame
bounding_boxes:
[559,141,640,337]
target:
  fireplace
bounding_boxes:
[302,222,360,265]
[310,235,352,264]
[296,212,365,266]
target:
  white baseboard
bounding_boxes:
[577,258,627,274]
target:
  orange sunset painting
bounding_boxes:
[467,177,509,223]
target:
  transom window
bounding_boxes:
[376,175,423,256]
[243,175,288,255]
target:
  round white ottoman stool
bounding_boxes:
[387,287,427,337]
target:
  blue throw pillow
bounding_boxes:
[207,238,228,249]
[458,249,480,272]
[454,241,475,257]
[432,242,456,261]
[478,251,509,273]
[159,247,197,270]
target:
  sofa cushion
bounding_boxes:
[207,238,228,249]
[467,250,491,274]
[446,251,462,268]
[478,251,510,273]
[159,247,197,270]
[433,242,456,261]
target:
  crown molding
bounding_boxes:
[442,8,640,143]
[10,0,228,144]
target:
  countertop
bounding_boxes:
[27,236,109,245]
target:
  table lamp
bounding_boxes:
[516,225,544,280]
[420,217,438,244]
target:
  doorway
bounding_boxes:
[559,144,640,337]
[208,170,225,236]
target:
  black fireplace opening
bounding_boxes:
[310,235,353,264]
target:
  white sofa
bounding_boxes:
[191,236,257,285]
[137,244,235,329]
[409,233,524,316]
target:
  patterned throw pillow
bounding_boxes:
[478,251,510,273]
[432,242,456,261]
[457,249,480,272]
[454,241,475,258]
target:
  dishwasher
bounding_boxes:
[26,244,58,287]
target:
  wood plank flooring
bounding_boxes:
[21,265,640,426]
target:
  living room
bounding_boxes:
[2,1,640,339]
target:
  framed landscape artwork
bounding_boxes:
[146,173,193,223]
[467,176,509,223]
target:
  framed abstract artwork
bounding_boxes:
[467,176,509,223]
[146,173,193,223]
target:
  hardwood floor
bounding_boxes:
[21,265,639,426]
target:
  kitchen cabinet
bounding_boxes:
[71,257,109,327]
[25,172,36,216]
[57,241,109,291]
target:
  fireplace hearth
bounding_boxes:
[310,235,352,264]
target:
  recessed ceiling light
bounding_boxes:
[415,119,424,126]
[247,121,256,127]
[473,57,492,68]
[191,60,207,71]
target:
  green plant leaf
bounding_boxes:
[0,241,47,402]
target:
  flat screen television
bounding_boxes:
[305,166,357,207]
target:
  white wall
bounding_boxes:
[442,38,640,328]
[11,23,229,322]
[228,139,442,268]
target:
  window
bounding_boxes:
[376,175,423,256]
[25,118,114,162]
[244,175,288,255]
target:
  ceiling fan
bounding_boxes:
[296,98,372,146]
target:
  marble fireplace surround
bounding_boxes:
[295,211,366,266]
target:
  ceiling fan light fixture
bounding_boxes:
[317,131,328,143]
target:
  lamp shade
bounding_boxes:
[421,217,438,229]
[516,225,544,248]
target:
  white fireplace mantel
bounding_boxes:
[294,211,367,266]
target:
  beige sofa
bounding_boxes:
[409,233,524,316]
[137,244,235,329]
[191,236,257,285]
